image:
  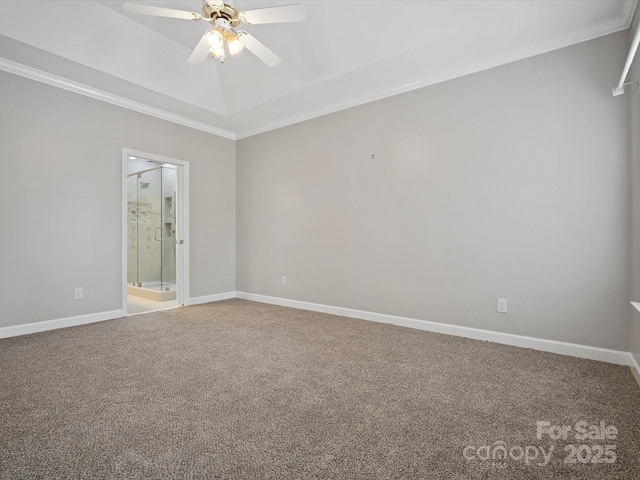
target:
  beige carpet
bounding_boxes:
[1,299,638,479]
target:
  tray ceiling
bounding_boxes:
[0,0,635,139]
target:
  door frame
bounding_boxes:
[121,148,190,315]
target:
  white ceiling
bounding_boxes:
[0,0,636,139]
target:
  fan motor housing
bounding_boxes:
[202,2,240,27]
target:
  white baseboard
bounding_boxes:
[187,291,237,306]
[0,310,123,339]
[0,290,237,339]
[629,353,640,387]
[236,292,632,366]
[3,293,636,372]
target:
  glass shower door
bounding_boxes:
[126,155,182,314]
[126,174,139,287]
[127,161,177,303]
[160,167,177,292]
[137,168,163,290]
[127,167,162,289]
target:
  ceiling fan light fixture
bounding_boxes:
[206,29,223,48]
[226,32,244,55]
[206,29,225,58]
[122,1,305,66]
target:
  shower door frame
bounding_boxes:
[121,148,190,315]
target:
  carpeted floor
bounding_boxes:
[1,299,639,479]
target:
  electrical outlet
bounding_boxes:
[281,276,287,286]
[74,287,83,300]
[497,298,507,313]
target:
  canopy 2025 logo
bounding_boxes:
[463,420,618,468]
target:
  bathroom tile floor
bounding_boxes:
[127,294,179,315]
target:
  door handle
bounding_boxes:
[179,240,184,245]
[155,227,162,241]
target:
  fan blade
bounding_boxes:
[239,4,305,25]
[237,32,281,67]
[122,3,202,21]
[187,32,212,64]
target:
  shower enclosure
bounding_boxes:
[127,162,177,302]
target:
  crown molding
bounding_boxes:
[622,0,638,28]
[236,1,638,140]
[577,0,637,41]
[1,0,635,142]
[0,57,236,140]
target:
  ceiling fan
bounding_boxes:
[122,1,306,67]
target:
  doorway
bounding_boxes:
[122,150,189,315]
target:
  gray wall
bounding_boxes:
[1,30,633,354]
[629,13,640,365]
[0,71,236,328]
[237,32,630,351]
